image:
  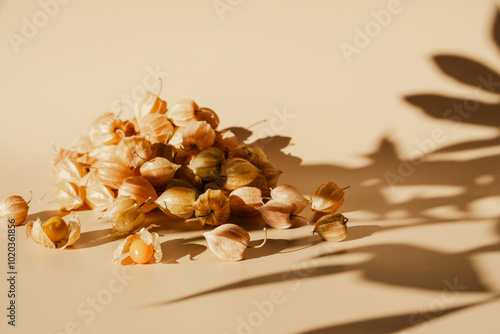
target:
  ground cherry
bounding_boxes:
[43,217,68,242]
[129,239,154,264]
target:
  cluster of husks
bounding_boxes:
[40,88,349,259]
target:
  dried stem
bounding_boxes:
[247,228,267,248]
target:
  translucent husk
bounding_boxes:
[154,186,197,219]
[270,185,309,215]
[111,203,147,235]
[26,214,81,249]
[85,182,115,212]
[175,165,204,193]
[193,189,230,226]
[117,177,158,213]
[203,224,267,261]
[166,98,198,126]
[257,199,296,229]
[89,113,125,147]
[93,158,134,189]
[0,193,31,226]
[68,135,93,155]
[139,157,180,190]
[313,213,348,242]
[258,161,282,189]
[139,113,175,144]
[214,130,240,153]
[53,158,87,184]
[182,120,216,152]
[229,187,262,217]
[151,142,177,162]
[52,181,85,211]
[134,89,167,122]
[195,107,219,129]
[221,158,261,191]
[188,147,224,181]
[112,227,162,264]
[116,136,153,168]
[101,196,138,222]
[311,181,345,213]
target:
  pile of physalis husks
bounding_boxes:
[39,87,348,263]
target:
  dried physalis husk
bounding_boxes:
[139,157,180,190]
[193,189,230,226]
[188,147,224,181]
[271,185,309,215]
[313,213,348,242]
[52,181,85,211]
[68,135,93,155]
[257,199,296,229]
[117,177,158,213]
[221,158,261,191]
[214,129,240,153]
[81,145,118,166]
[112,227,162,264]
[182,120,216,152]
[175,165,204,192]
[248,147,268,164]
[166,98,199,126]
[246,173,270,197]
[168,126,189,162]
[89,113,125,147]
[311,181,345,213]
[229,187,262,217]
[139,113,175,144]
[203,224,267,261]
[101,195,138,222]
[53,146,81,167]
[124,117,140,137]
[151,142,177,162]
[26,215,81,249]
[134,89,167,123]
[94,158,134,189]
[85,182,115,212]
[53,158,87,184]
[111,201,148,235]
[258,162,282,189]
[0,193,31,226]
[154,186,197,219]
[195,107,219,129]
[116,136,153,168]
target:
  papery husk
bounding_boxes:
[193,189,230,226]
[271,185,309,215]
[135,90,167,122]
[53,158,87,184]
[195,107,219,129]
[248,147,268,164]
[139,157,180,190]
[174,165,204,193]
[111,204,146,235]
[53,147,81,167]
[0,194,30,226]
[52,181,85,211]
[214,130,240,153]
[94,158,134,189]
[26,214,81,249]
[166,98,198,126]
[85,182,115,211]
[188,147,224,181]
[116,136,153,168]
[258,161,282,189]
[124,117,140,137]
[221,158,261,191]
[151,142,176,162]
[117,177,158,213]
[89,113,125,147]
[313,213,348,242]
[154,186,197,219]
[202,224,250,261]
[101,196,138,221]
[68,135,93,155]
[139,113,175,144]
[80,145,118,166]
[182,120,215,152]
[246,173,270,197]
[311,181,345,213]
[229,187,262,217]
[168,126,190,162]
[79,169,99,187]
[257,199,295,229]
[112,227,162,264]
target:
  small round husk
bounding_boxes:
[117,177,158,213]
[26,214,81,249]
[154,186,197,219]
[313,213,348,242]
[112,227,162,264]
[89,113,125,147]
[221,158,261,191]
[85,182,115,212]
[116,136,153,168]
[270,185,309,215]
[94,158,134,189]
[311,181,345,213]
[0,194,31,226]
[188,147,224,181]
[139,113,175,144]
[182,120,216,152]
[134,90,167,122]
[257,199,295,229]
[193,189,230,226]
[166,98,199,126]
[52,181,85,211]
[139,157,180,190]
[101,196,138,222]
[229,187,262,217]
[195,107,219,129]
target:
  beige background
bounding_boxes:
[1,0,500,333]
